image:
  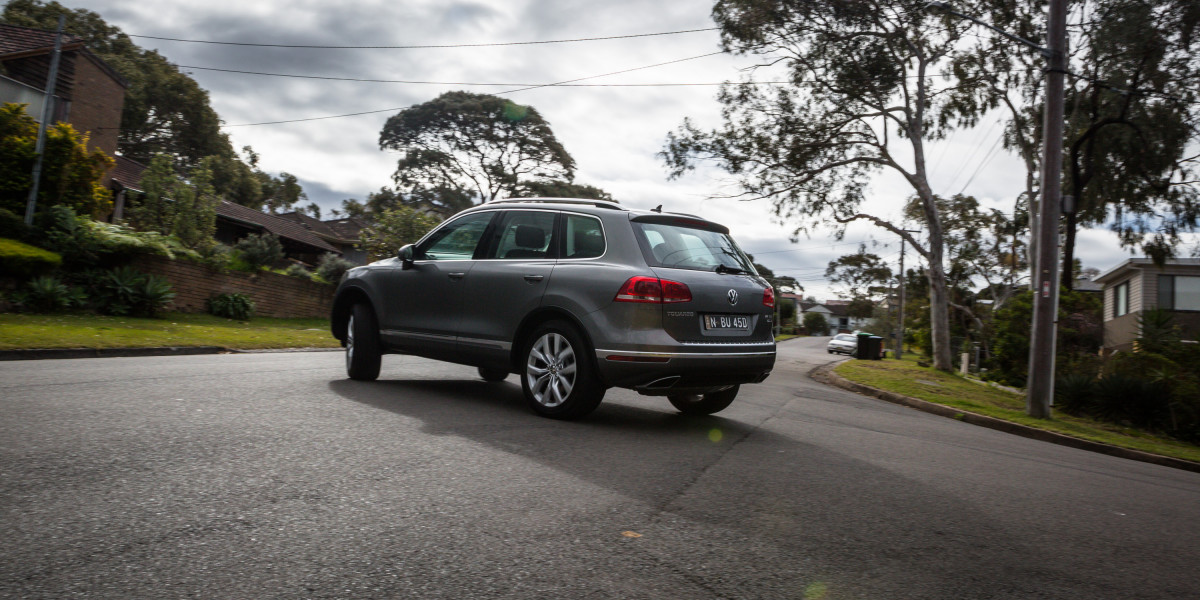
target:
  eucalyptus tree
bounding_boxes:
[951,0,1200,286]
[662,0,991,371]
[379,92,576,218]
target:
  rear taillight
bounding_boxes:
[614,276,692,304]
[763,287,775,308]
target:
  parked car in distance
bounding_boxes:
[827,333,858,355]
[330,198,776,420]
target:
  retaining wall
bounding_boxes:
[132,255,334,319]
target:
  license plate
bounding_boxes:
[703,314,749,331]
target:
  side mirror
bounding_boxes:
[398,244,415,269]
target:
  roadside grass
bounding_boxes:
[0,312,340,350]
[835,353,1200,464]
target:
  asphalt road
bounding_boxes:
[2,337,1198,599]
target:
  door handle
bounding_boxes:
[523,275,545,282]
[448,272,466,280]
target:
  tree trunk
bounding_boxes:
[926,256,954,372]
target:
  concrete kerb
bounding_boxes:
[0,346,341,361]
[809,362,1200,475]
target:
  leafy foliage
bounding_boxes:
[0,237,61,278]
[1,2,305,212]
[233,233,284,271]
[284,263,311,279]
[86,266,175,317]
[0,103,113,219]
[358,206,440,262]
[206,292,256,321]
[986,289,1103,387]
[661,0,998,371]
[314,253,353,284]
[41,206,181,269]
[515,180,614,202]
[125,154,219,249]
[13,275,75,312]
[379,91,575,217]
[803,312,829,336]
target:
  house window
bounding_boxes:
[1115,281,1129,317]
[1158,275,1200,311]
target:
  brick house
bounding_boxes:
[0,23,127,160]
[276,211,368,265]
[1094,258,1200,352]
[215,201,341,266]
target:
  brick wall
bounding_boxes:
[132,255,334,319]
[70,55,124,158]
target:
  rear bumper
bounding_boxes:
[594,346,776,395]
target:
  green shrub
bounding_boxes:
[90,266,175,317]
[206,292,255,320]
[1054,373,1096,415]
[0,237,62,278]
[315,253,353,283]
[284,263,311,279]
[0,208,35,242]
[233,233,283,271]
[40,206,177,269]
[14,275,73,312]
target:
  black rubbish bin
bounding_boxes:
[867,335,884,360]
[855,332,872,360]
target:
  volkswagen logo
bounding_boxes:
[727,289,739,305]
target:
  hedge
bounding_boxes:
[0,237,62,278]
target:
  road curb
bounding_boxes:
[0,346,227,361]
[809,362,1200,475]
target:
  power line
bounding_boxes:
[129,27,719,49]
[222,52,724,127]
[180,64,783,87]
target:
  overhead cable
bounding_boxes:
[129,27,719,49]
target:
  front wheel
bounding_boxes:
[345,302,381,381]
[668,385,739,416]
[522,320,604,420]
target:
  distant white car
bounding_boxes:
[826,333,858,355]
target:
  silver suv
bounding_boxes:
[331,199,776,419]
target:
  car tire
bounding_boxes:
[478,366,508,382]
[346,302,381,381]
[668,385,739,416]
[521,320,604,420]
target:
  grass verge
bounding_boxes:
[0,312,339,351]
[835,353,1200,464]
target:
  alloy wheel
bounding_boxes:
[525,332,577,407]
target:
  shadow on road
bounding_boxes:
[324,374,1070,599]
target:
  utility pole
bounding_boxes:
[895,229,920,360]
[1025,0,1068,419]
[25,15,66,226]
[926,1,1067,417]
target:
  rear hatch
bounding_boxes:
[630,214,775,344]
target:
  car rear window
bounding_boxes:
[632,221,756,273]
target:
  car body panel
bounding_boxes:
[332,198,776,407]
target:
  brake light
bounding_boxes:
[763,287,775,308]
[614,276,692,304]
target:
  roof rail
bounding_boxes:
[487,198,625,210]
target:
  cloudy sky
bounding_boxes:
[75,0,1190,299]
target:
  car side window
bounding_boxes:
[484,210,558,260]
[562,214,605,259]
[416,212,494,261]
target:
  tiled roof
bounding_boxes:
[0,23,85,56]
[276,212,365,245]
[0,23,127,89]
[110,155,146,193]
[216,201,339,254]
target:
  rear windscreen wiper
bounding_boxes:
[714,264,747,275]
